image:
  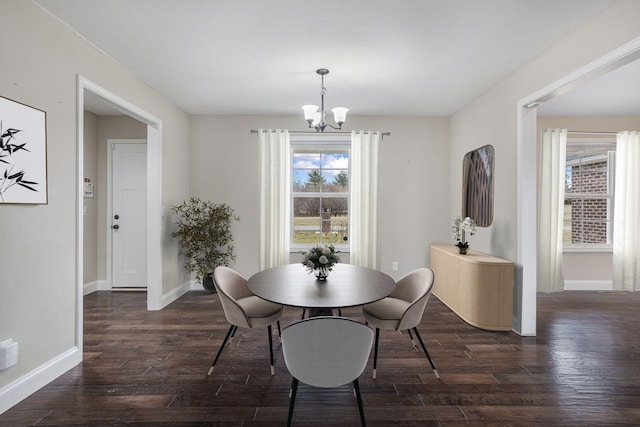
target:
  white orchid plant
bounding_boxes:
[451,216,477,249]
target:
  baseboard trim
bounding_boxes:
[86,280,198,307]
[161,281,196,308]
[564,280,613,291]
[0,347,81,414]
[83,280,108,295]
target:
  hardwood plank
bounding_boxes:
[2,290,640,425]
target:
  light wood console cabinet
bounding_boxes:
[430,244,513,331]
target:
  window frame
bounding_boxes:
[290,133,351,252]
[562,140,615,253]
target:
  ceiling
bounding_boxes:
[536,57,640,116]
[35,0,640,117]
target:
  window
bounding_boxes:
[291,137,350,250]
[563,144,615,249]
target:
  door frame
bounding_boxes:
[107,139,148,289]
[77,76,163,352]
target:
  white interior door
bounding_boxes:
[112,142,147,287]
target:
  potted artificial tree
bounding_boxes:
[171,197,240,291]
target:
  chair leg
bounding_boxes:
[407,329,419,352]
[301,309,306,319]
[353,379,366,427]
[277,320,282,337]
[208,324,236,376]
[372,328,380,379]
[268,324,275,375]
[287,377,299,427]
[412,327,439,378]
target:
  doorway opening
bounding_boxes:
[77,76,163,354]
[516,37,640,337]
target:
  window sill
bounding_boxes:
[291,245,350,253]
[563,245,612,253]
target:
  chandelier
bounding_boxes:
[302,68,348,132]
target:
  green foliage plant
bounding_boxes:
[171,197,240,282]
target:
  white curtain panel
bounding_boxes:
[613,131,640,291]
[537,129,567,293]
[258,129,290,270]
[350,131,381,269]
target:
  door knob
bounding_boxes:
[112,224,119,230]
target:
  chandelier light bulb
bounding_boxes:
[302,105,319,125]
[331,107,348,126]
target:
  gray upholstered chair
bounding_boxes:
[281,316,373,427]
[361,267,439,379]
[207,266,283,376]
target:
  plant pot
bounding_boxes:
[202,272,217,293]
[456,243,469,255]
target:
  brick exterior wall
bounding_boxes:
[567,160,608,244]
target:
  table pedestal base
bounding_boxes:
[308,308,337,317]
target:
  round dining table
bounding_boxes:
[247,263,396,312]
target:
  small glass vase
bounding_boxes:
[456,242,469,255]
[315,267,329,281]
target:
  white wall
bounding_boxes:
[0,0,190,412]
[188,115,451,280]
[450,0,640,333]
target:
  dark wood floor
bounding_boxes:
[2,290,640,426]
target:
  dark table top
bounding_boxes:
[247,263,396,309]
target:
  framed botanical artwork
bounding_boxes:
[0,95,47,204]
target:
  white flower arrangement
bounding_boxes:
[301,244,341,275]
[451,216,476,249]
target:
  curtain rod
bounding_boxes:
[250,129,390,137]
[566,130,619,136]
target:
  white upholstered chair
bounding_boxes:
[208,266,283,376]
[361,267,439,379]
[281,316,373,427]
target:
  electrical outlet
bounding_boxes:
[392,261,399,271]
[0,339,18,370]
